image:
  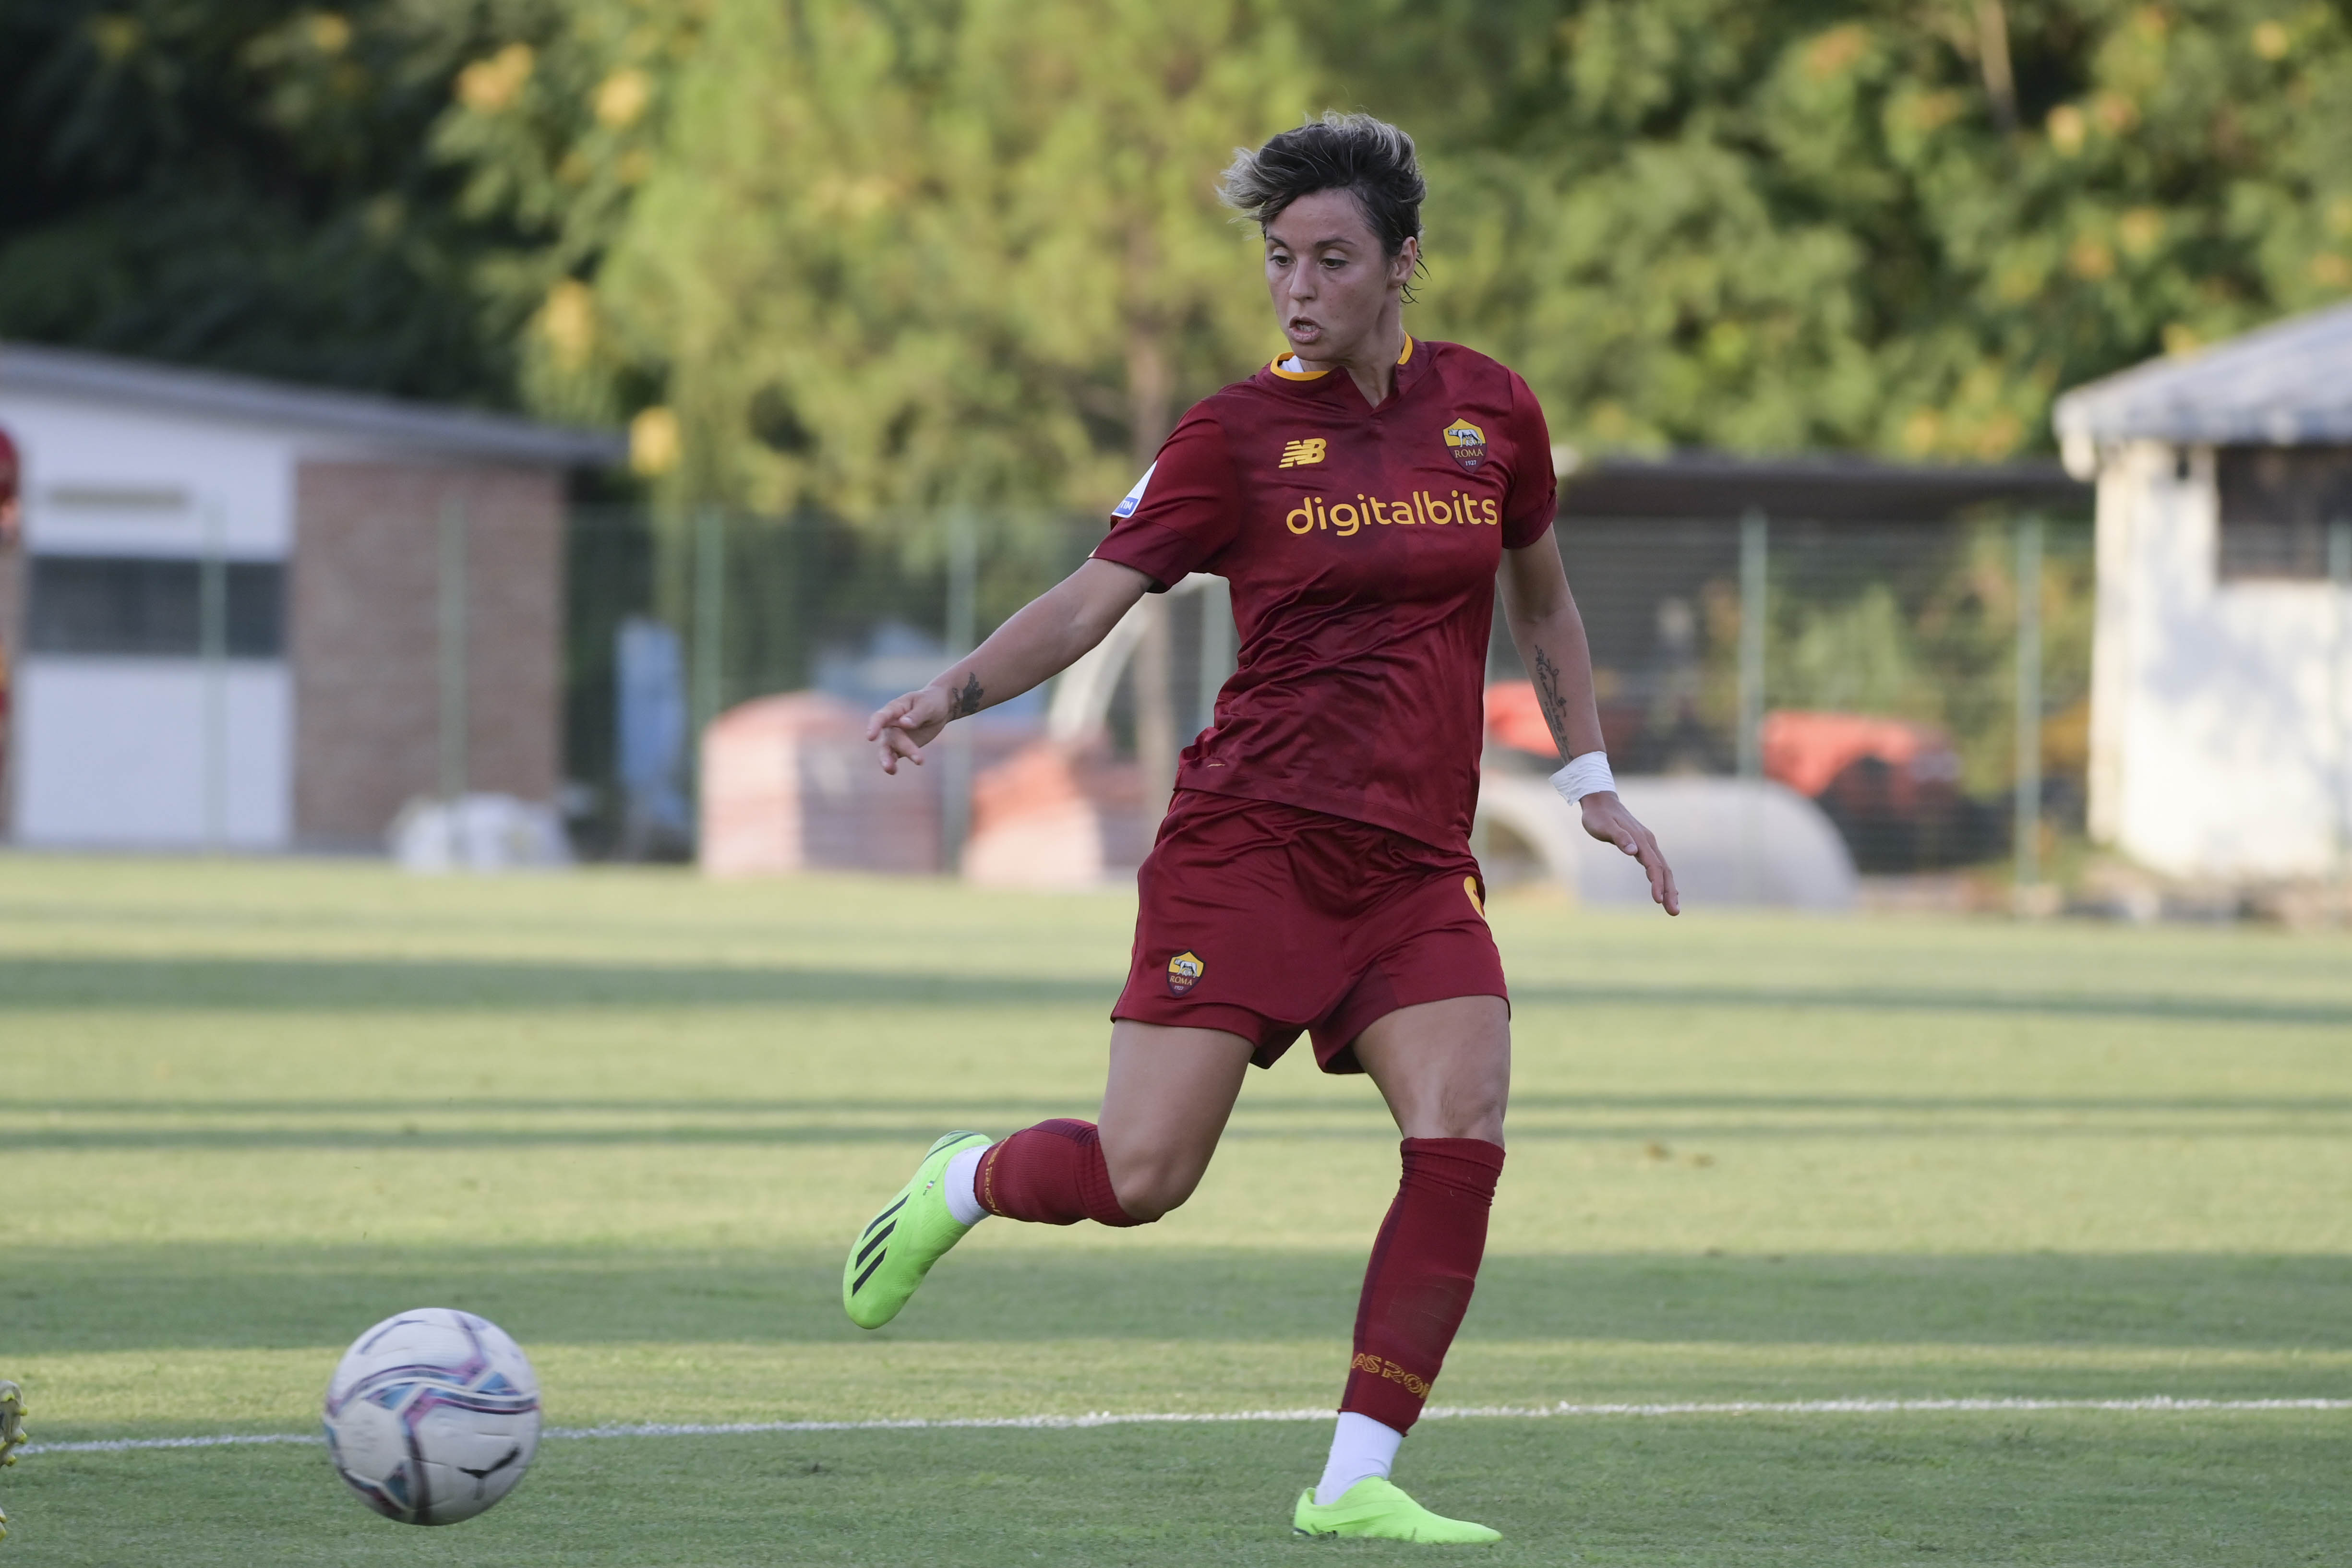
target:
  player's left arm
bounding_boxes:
[1497,535,1680,916]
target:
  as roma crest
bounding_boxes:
[1166,951,1205,995]
[1443,417,1488,472]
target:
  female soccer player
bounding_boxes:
[846,113,1678,1544]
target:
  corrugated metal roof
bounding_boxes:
[2052,299,2352,447]
[0,341,624,467]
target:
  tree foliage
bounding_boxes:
[554,0,1309,519]
[4,0,2348,504]
[1345,0,2352,462]
[0,0,505,398]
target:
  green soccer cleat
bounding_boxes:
[842,1131,991,1330]
[1292,1478,1501,1544]
[0,1380,25,1469]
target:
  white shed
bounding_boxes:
[0,344,621,851]
[2053,302,2352,882]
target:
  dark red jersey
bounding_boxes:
[1092,336,1556,853]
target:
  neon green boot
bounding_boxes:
[0,1378,26,1542]
[1292,1477,1501,1543]
[842,1132,991,1330]
[0,1381,25,1467]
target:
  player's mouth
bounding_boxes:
[1286,314,1323,344]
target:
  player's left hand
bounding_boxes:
[1580,792,1679,916]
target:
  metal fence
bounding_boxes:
[1520,511,2095,879]
[565,507,1103,857]
[565,503,2091,882]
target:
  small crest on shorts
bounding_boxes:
[1166,950,1205,995]
[1462,875,1485,918]
[1442,417,1487,472]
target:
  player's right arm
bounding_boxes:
[866,557,1152,774]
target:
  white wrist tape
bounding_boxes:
[1550,751,1616,804]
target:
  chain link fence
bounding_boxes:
[565,499,2091,886]
[1494,511,2095,877]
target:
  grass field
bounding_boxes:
[3,854,2350,1564]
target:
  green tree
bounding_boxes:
[558,0,1309,521]
[8,0,2347,494]
[0,0,519,400]
[1342,0,2352,462]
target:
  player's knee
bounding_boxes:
[1418,1091,1508,1145]
[1105,1159,1200,1223]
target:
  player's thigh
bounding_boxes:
[1097,1019,1256,1217]
[1351,995,1511,1145]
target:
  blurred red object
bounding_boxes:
[1483,681,1555,756]
[1484,680,1648,762]
[963,737,1146,887]
[0,424,18,548]
[1761,710,1961,799]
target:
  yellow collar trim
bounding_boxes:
[1268,334,1415,380]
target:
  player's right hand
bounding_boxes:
[867,688,952,775]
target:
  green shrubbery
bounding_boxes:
[5,1,2349,512]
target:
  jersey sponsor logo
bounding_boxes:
[1350,1352,1432,1400]
[1112,462,1157,519]
[1282,490,1501,537]
[1166,950,1205,995]
[1277,438,1327,468]
[1443,417,1488,472]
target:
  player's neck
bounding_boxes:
[1291,309,1408,407]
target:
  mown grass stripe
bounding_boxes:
[25,1396,2352,1456]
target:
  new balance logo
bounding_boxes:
[1278,438,1327,468]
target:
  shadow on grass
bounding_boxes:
[8,1114,2347,1150]
[2,957,2350,1028]
[22,1093,2352,1117]
[13,1245,2352,1356]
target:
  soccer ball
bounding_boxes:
[323,1308,541,1525]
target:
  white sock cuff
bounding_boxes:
[943,1144,990,1227]
[1313,1411,1403,1506]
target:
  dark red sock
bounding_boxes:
[1341,1137,1504,1433]
[973,1118,1145,1227]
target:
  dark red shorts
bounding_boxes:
[1111,789,1508,1074]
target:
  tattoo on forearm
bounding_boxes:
[1531,646,1574,758]
[947,671,984,719]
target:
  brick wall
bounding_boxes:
[292,462,563,846]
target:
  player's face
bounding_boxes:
[1262,190,1417,364]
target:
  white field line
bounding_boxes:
[21,1396,2352,1457]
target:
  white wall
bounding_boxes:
[0,386,309,847]
[15,658,291,847]
[0,390,298,560]
[2090,439,2352,879]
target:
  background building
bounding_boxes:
[2055,301,2352,883]
[0,344,620,850]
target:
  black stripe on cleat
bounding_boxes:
[862,1196,909,1239]
[855,1221,896,1267]
[852,1250,888,1294]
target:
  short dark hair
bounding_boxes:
[1219,112,1425,262]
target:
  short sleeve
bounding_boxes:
[1090,405,1237,592]
[1499,371,1557,550]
